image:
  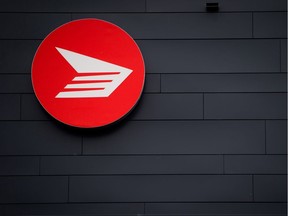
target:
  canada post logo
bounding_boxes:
[55,47,133,98]
[31,19,145,128]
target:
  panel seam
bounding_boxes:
[252,12,254,38]
[38,156,41,175]
[159,74,162,93]
[279,39,282,72]
[252,174,255,201]
[203,93,205,119]
[67,176,70,202]
[222,155,225,174]
[19,94,22,120]
[81,136,84,155]
[264,120,267,154]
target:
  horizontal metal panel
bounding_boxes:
[41,155,223,175]
[84,121,265,154]
[70,175,252,202]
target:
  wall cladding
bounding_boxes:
[0,0,286,215]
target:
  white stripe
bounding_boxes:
[56,90,108,98]
[56,47,132,74]
[64,82,108,89]
[72,75,118,81]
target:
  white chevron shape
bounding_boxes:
[55,47,133,98]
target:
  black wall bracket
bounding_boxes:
[206,2,219,12]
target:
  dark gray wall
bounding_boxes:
[0,0,286,215]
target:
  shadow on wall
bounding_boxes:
[50,92,144,137]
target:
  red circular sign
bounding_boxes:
[32,19,145,128]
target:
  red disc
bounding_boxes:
[32,19,145,128]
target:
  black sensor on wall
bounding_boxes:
[206,2,219,12]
